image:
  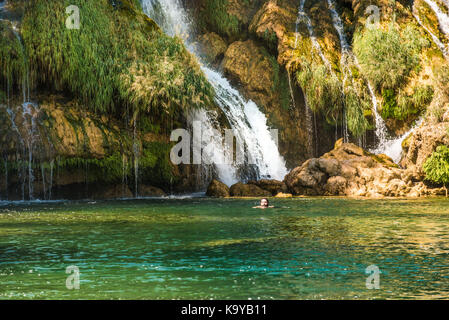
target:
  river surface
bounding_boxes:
[0,197,448,299]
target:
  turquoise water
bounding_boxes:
[0,197,449,300]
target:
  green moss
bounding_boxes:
[263,28,278,52]
[140,142,178,188]
[57,153,127,183]
[200,0,241,39]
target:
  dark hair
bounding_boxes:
[261,198,269,205]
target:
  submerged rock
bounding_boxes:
[206,179,230,198]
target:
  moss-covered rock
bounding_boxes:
[206,179,230,197]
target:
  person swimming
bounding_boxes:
[253,198,274,209]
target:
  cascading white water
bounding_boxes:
[1,16,38,200]
[21,102,39,200]
[327,0,391,149]
[327,0,354,143]
[295,0,331,69]
[293,0,330,157]
[142,0,287,183]
[412,3,449,58]
[423,0,449,37]
[187,109,237,186]
[413,1,449,57]
[378,118,424,163]
[368,85,390,154]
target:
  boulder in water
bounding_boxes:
[138,185,166,197]
[248,179,288,195]
[206,179,230,198]
[93,185,133,200]
[229,182,271,197]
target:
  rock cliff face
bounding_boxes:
[0,95,183,200]
[193,0,449,196]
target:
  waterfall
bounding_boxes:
[413,2,449,58]
[142,0,287,184]
[133,121,139,197]
[327,0,390,147]
[377,118,424,163]
[296,0,331,69]
[21,102,39,200]
[294,0,331,156]
[368,85,390,154]
[422,0,449,37]
[327,0,354,143]
[187,109,237,186]
[49,160,54,200]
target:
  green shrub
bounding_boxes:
[381,88,399,119]
[19,0,214,119]
[382,86,434,120]
[345,86,371,138]
[423,146,449,189]
[296,59,344,125]
[353,24,428,92]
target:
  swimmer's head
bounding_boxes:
[260,198,269,208]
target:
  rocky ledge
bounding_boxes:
[207,139,446,198]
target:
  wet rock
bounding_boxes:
[138,185,166,197]
[275,192,293,198]
[249,0,295,49]
[196,32,227,64]
[93,184,133,200]
[229,182,271,197]
[206,179,230,198]
[324,176,347,195]
[401,122,449,178]
[223,40,274,100]
[248,179,288,196]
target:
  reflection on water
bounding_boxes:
[0,198,448,299]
